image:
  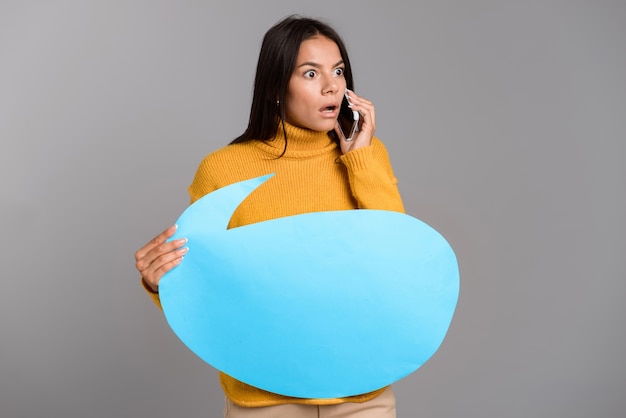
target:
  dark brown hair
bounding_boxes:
[230,15,355,146]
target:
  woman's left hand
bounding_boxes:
[336,89,376,154]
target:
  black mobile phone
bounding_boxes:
[337,90,360,142]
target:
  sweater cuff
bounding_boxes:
[338,145,374,172]
[141,277,162,310]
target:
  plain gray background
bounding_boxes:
[1,0,624,417]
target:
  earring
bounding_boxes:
[276,100,280,106]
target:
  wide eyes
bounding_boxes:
[303,67,345,79]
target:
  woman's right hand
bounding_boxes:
[135,225,188,293]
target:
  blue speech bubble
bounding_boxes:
[159,174,459,399]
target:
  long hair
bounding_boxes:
[230,15,354,146]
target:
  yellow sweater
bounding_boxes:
[144,122,404,407]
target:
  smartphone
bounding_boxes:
[337,90,360,142]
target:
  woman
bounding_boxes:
[135,15,404,417]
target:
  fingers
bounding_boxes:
[135,224,178,262]
[347,90,375,130]
[140,247,187,292]
[135,225,188,292]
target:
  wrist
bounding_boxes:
[141,277,159,294]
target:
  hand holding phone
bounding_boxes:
[336,89,376,154]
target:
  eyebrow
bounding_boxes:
[296,59,344,69]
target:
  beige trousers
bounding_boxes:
[224,387,396,418]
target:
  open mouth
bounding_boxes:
[321,105,337,113]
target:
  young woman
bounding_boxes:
[135,15,404,417]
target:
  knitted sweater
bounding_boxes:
[144,121,404,407]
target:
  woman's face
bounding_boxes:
[285,35,347,132]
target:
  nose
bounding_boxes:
[322,76,338,95]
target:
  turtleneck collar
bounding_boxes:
[252,121,338,159]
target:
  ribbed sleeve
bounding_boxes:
[339,138,405,212]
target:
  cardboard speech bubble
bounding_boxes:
[160,174,459,398]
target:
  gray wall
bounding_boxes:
[1,1,624,417]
